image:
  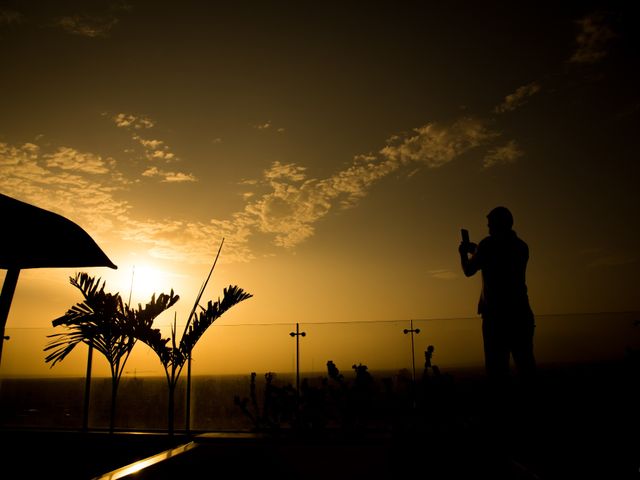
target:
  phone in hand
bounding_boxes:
[461,228,470,244]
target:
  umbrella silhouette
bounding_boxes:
[0,192,117,365]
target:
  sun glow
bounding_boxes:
[125,263,178,306]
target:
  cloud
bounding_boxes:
[0,109,513,266]
[121,216,254,265]
[111,112,190,183]
[494,82,541,114]
[570,13,615,64]
[57,14,118,38]
[45,147,114,174]
[482,140,522,168]
[263,161,306,182]
[253,121,285,132]
[137,138,164,149]
[380,118,493,169]
[0,8,22,24]
[0,141,129,237]
[142,167,196,183]
[429,269,458,280]
[113,113,155,129]
[112,114,497,254]
[133,136,177,162]
[237,117,495,248]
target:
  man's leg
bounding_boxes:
[482,317,511,388]
[511,321,536,381]
[481,317,512,434]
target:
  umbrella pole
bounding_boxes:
[0,268,20,367]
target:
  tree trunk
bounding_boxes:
[168,382,175,437]
[82,341,93,432]
[109,376,119,434]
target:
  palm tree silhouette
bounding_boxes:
[44,272,179,433]
[133,284,252,435]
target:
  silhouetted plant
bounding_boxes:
[134,284,252,435]
[234,371,299,431]
[234,350,457,435]
[327,360,344,383]
[44,272,178,433]
[235,361,384,432]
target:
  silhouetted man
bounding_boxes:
[459,207,536,386]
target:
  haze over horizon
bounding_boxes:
[1,1,639,376]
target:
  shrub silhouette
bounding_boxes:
[234,346,451,434]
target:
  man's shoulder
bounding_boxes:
[513,234,529,249]
[478,233,528,251]
[477,236,493,248]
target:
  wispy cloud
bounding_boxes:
[55,2,132,38]
[0,137,211,266]
[428,269,458,280]
[236,117,496,248]
[253,121,285,133]
[111,112,195,180]
[133,135,176,162]
[264,162,306,182]
[121,216,254,265]
[0,8,22,25]
[113,113,155,129]
[56,14,119,38]
[380,118,492,168]
[142,167,196,183]
[570,13,615,64]
[255,121,271,130]
[45,146,114,174]
[1,110,514,265]
[0,141,129,237]
[494,82,541,114]
[483,140,522,168]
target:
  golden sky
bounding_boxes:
[1,1,639,375]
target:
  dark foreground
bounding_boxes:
[1,361,638,479]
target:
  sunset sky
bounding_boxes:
[1,1,639,375]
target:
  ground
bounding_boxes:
[1,360,637,479]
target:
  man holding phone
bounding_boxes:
[459,206,536,387]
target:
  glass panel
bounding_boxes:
[2,312,639,432]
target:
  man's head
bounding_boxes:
[487,206,513,235]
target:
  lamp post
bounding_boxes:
[289,323,306,399]
[403,319,421,383]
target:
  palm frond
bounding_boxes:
[47,273,124,363]
[71,272,106,300]
[132,322,174,366]
[122,291,180,367]
[125,290,180,332]
[180,285,252,353]
[44,326,94,366]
